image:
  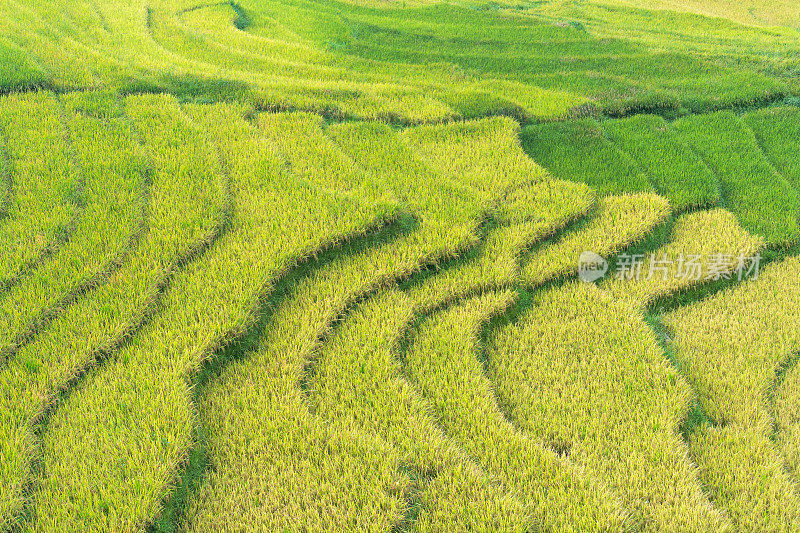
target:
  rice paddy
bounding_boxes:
[2,0,800,531]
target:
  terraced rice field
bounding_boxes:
[2,0,800,531]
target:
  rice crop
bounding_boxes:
[401,116,547,202]
[0,93,148,361]
[488,281,730,530]
[22,102,396,531]
[743,106,800,191]
[672,111,800,247]
[521,118,652,196]
[601,208,763,307]
[601,114,720,211]
[663,255,800,530]
[0,93,232,529]
[305,289,530,531]
[522,193,670,286]
[408,180,596,313]
[0,92,82,290]
[179,116,541,529]
[404,290,630,530]
[774,362,800,479]
[4,0,800,530]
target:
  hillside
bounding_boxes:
[2,1,800,532]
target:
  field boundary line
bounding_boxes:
[740,116,800,197]
[8,159,235,533]
[0,97,86,297]
[151,216,412,531]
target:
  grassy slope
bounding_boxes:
[1,1,800,531]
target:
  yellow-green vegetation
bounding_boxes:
[673,111,800,247]
[304,289,530,531]
[186,296,419,531]
[523,193,670,285]
[408,181,596,312]
[401,116,546,202]
[0,93,231,529]
[601,114,720,211]
[0,93,81,290]
[774,362,800,479]
[488,282,730,530]
[22,102,395,530]
[5,0,800,529]
[663,256,800,530]
[601,209,763,307]
[179,116,542,530]
[521,118,652,196]
[0,93,148,360]
[592,0,800,27]
[404,290,629,530]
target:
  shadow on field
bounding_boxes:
[147,214,420,532]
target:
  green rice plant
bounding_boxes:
[522,193,670,286]
[5,0,800,121]
[601,115,720,211]
[774,362,800,479]
[408,180,596,313]
[0,132,9,221]
[521,118,652,196]
[743,106,800,191]
[257,112,396,203]
[0,3,98,89]
[601,209,763,307]
[301,289,529,531]
[331,0,791,114]
[181,116,542,528]
[487,281,731,530]
[470,78,590,122]
[401,116,548,203]
[0,93,232,530]
[0,92,82,290]
[672,111,800,247]
[22,103,397,531]
[0,37,48,92]
[662,255,800,529]
[495,180,595,226]
[0,94,148,360]
[325,120,484,224]
[188,367,411,532]
[404,290,630,530]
